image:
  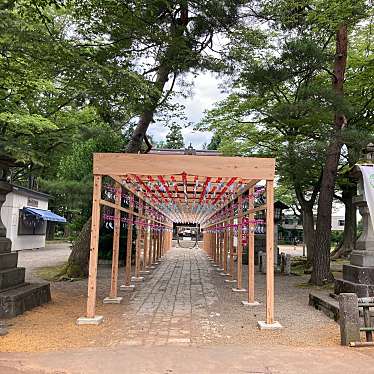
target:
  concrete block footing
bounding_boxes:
[103,296,123,304]
[216,268,224,271]
[212,264,219,267]
[120,284,135,291]
[225,279,237,283]
[148,266,156,269]
[232,288,247,293]
[257,321,283,330]
[219,272,229,276]
[131,276,145,282]
[241,300,260,306]
[76,316,103,325]
[139,270,151,274]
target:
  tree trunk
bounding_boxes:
[303,205,315,263]
[331,183,357,259]
[126,65,171,153]
[63,217,91,278]
[310,24,348,285]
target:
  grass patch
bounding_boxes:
[35,263,68,281]
[295,282,334,290]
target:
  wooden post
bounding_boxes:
[223,223,228,273]
[229,208,235,281]
[134,200,143,278]
[243,187,259,306]
[266,179,275,323]
[143,222,149,269]
[124,192,134,286]
[80,175,102,323]
[107,181,122,301]
[235,194,245,291]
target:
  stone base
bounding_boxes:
[131,276,144,282]
[232,288,247,293]
[139,270,151,274]
[350,250,374,267]
[241,300,260,306]
[219,272,229,276]
[212,264,219,267]
[334,278,374,298]
[103,296,123,304]
[148,266,156,269]
[0,282,51,318]
[216,268,224,271]
[225,279,237,283]
[76,316,103,325]
[120,284,135,291]
[257,321,283,330]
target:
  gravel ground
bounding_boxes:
[0,245,339,352]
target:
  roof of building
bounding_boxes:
[149,148,221,156]
[11,185,51,200]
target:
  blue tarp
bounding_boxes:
[23,207,67,223]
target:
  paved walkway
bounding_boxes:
[124,247,219,345]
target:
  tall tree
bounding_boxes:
[165,123,184,149]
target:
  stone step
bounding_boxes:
[0,238,11,254]
[0,282,51,318]
[0,252,18,271]
[0,267,25,290]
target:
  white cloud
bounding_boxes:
[148,71,226,148]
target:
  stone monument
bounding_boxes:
[335,143,374,297]
[0,155,51,318]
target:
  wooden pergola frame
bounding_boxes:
[77,153,280,329]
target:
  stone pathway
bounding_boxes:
[124,247,219,345]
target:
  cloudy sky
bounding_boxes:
[147,72,227,149]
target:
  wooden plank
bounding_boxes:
[109,182,121,299]
[266,179,275,324]
[86,175,102,318]
[124,193,134,286]
[100,199,172,227]
[94,153,275,180]
[247,186,255,303]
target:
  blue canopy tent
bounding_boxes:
[22,207,66,223]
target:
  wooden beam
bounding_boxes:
[99,199,172,227]
[94,153,276,180]
[86,175,102,318]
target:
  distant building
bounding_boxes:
[1,185,66,251]
[279,213,345,243]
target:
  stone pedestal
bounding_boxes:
[0,179,51,318]
[335,171,374,297]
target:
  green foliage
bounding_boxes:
[165,123,184,149]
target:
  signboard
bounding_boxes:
[27,197,39,207]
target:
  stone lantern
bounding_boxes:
[335,143,374,297]
[0,150,51,318]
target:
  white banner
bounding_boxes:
[358,165,374,230]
